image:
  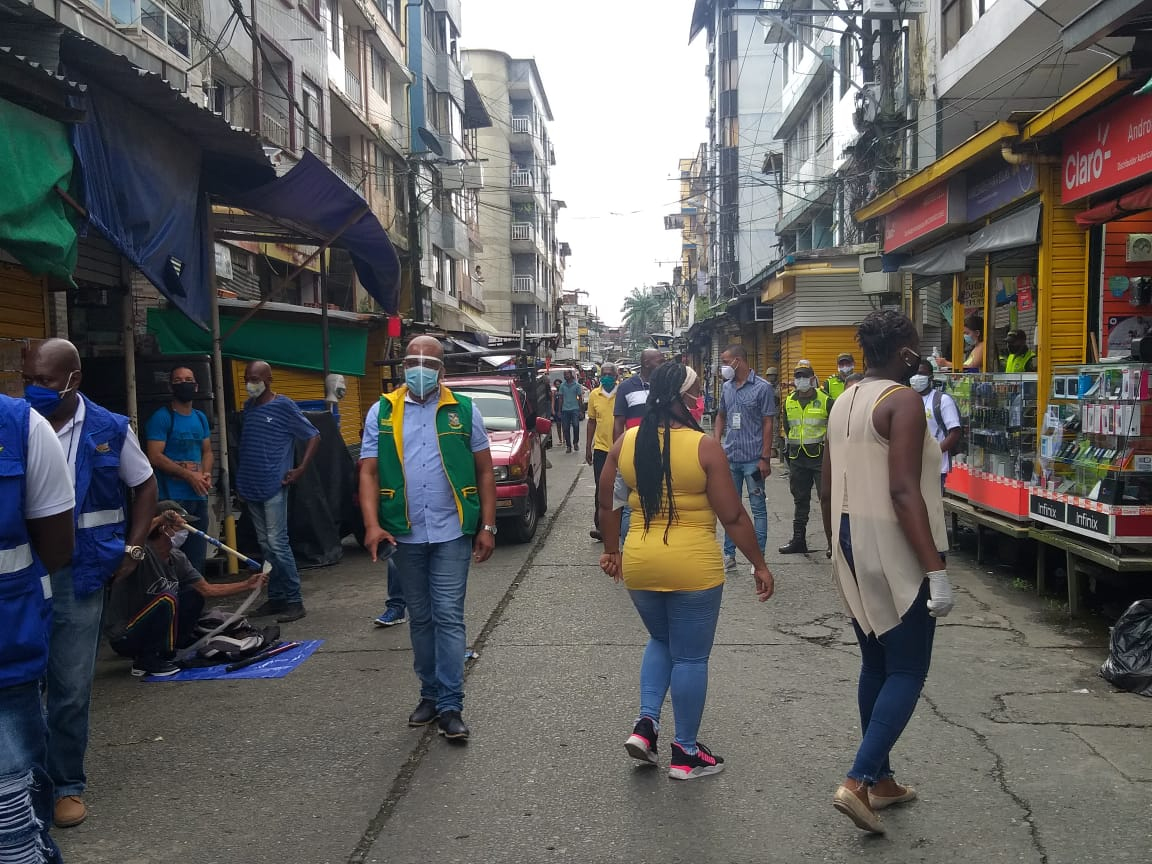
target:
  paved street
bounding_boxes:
[59,450,1152,864]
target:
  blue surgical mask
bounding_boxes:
[405,365,440,399]
[25,372,76,418]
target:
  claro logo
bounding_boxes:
[1065,122,1111,191]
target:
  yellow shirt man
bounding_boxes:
[585,367,619,540]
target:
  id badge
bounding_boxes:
[731,412,742,431]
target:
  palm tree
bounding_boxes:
[621,287,666,352]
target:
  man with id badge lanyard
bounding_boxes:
[713,344,776,571]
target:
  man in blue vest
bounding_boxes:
[22,338,158,830]
[0,392,75,863]
[358,335,498,742]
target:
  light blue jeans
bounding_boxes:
[247,490,303,604]
[0,681,61,862]
[722,461,767,558]
[46,565,104,801]
[628,584,724,752]
[392,536,472,713]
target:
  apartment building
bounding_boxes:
[465,49,565,334]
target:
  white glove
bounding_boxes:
[926,570,954,618]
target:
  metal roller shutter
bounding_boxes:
[75,234,122,287]
[0,262,47,339]
[800,326,857,382]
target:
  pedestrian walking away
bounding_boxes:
[237,361,320,624]
[22,338,158,831]
[144,366,214,574]
[820,310,953,835]
[824,352,856,400]
[713,344,776,570]
[0,391,74,862]
[558,370,583,453]
[598,362,773,781]
[585,362,618,540]
[780,363,833,556]
[357,335,498,742]
[613,349,665,541]
[910,361,962,493]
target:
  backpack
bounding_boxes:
[183,609,279,666]
[930,390,945,438]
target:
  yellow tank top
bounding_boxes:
[617,427,726,592]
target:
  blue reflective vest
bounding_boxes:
[0,395,52,689]
[70,396,131,596]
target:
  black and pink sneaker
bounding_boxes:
[668,741,725,780]
[624,716,659,765]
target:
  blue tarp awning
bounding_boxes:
[220,151,401,314]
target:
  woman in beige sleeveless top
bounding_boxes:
[819,311,953,835]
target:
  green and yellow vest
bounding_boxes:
[824,375,847,399]
[375,387,481,536]
[785,392,830,458]
[1004,351,1036,373]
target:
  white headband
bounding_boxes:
[680,366,698,395]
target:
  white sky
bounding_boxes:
[461,0,708,327]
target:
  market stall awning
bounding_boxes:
[147,306,369,376]
[1075,184,1152,226]
[219,152,400,314]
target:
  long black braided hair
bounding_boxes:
[634,362,702,544]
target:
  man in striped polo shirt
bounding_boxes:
[714,344,777,570]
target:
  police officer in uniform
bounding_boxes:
[1003,329,1037,373]
[0,392,75,862]
[823,352,855,400]
[780,363,832,554]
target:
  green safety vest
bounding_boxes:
[1004,351,1036,373]
[785,392,830,457]
[824,375,847,399]
[375,387,481,536]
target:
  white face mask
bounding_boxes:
[909,374,931,393]
[720,364,735,381]
[169,529,189,549]
[245,381,266,399]
[794,377,813,393]
[838,365,854,376]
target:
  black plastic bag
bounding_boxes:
[1099,600,1152,697]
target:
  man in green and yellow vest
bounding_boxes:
[357,336,497,742]
[1003,329,1038,373]
[780,363,833,555]
[823,352,855,400]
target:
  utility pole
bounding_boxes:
[407,161,422,323]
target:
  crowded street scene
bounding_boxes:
[3,0,1152,862]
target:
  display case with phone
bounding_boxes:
[938,374,973,499]
[966,374,1039,521]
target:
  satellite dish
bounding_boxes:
[417,126,444,157]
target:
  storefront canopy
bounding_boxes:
[147,306,369,377]
[1076,185,1152,226]
[219,152,401,315]
[884,204,1042,275]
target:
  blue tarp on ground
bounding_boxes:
[143,640,324,682]
[225,151,401,314]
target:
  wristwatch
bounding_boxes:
[125,545,146,561]
[481,524,498,536]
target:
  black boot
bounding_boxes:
[778,528,808,554]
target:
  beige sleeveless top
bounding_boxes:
[828,378,948,636]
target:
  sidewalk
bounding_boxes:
[57,454,1152,864]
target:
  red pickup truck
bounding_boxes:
[445,376,551,543]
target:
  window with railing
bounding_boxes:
[302,79,324,156]
[89,0,191,59]
[511,223,533,241]
[513,275,535,293]
[512,116,532,134]
[511,168,534,188]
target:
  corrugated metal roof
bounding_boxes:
[0,44,86,122]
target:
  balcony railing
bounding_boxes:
[510,169,534,188]
[511,222,533,241]
[345,67,362,107]
[261,109,290,149]
[511,115,532,134]
[512,275,535,293]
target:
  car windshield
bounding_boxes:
[453,389,521,432]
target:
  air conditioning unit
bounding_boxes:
[860,255,902,295]
[1127,234,1152,262]
[863,0,928,17]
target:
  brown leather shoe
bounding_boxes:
[55,795,87,828]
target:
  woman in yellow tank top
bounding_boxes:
[597,363,773,780]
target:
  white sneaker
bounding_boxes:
[723,555,737,571]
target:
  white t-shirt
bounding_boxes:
[922,389,961,474]
[25,410,76,520]
[55,399,154,488]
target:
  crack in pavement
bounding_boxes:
[920,694,1049,864]
[1065,726,1150,783]
[987,691,1152,729]
[346,465,587,864]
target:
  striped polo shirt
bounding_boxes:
[718,371,777,463]
[236,395,320,502]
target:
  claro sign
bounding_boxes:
[1063,96,1152,203]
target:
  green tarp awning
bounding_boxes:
[0,97,77,278]
[147,307,368,376]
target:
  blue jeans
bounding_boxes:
[392,536,472,713]
[561,409,580,449]
[247,490,303,604]
[628,585,724,752]
[839,515,936,784]
[0,681,61,862]
[385,559,405,614]
[175,497,209,575]
[45,564,103,801]
[723,461,767,557]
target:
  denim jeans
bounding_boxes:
[392,536,472,713]
[0,681,61,862]
[628,584,724,752]
[385,559,405,614]
[175,497,210,575]
[45,564,103,801]
[247,490,303,604]
[592,450,608,529]
[561,409,580,449]
[722,460,767,557]
[839,515,936,784]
